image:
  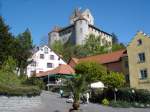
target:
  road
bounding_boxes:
[25,91,150,112]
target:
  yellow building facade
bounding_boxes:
[127,31,150,90]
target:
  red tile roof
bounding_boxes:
[70,49,127,65]
[36,64,75,77]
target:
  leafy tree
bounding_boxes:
[111,33,119,44]
[112,43,126,51]
[84,34,106,55]
[111,33,126,51]
[75,61,107,83]
[15,29,34,75]
[74,45,89,58]
[62,42,75,61]
[101,72,125,88]
[0,16,14,66]
[101,71,125,102]
[1,56,16,73]
[51,40,64,55]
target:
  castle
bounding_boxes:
[48,8,112,46]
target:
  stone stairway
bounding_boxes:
[0,96,41,112]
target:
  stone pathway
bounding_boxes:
[27,91,150,112]
[0,91,150,112]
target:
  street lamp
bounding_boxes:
[114,88,118,102]
[131,89,135,102]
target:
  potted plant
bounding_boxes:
[67,75,87,111]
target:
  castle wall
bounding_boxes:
[88,26,112,46]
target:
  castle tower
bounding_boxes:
[48,26,60,46]
[75,16,89,45]
[70,8,94,25]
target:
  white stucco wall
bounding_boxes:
[26,45,66,77]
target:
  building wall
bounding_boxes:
[49,31,59,45]
[127,32,150,90]
[104,61,123,73]
[121,56,130,82]
[27,46,66,77]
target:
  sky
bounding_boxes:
[0,0,150,45]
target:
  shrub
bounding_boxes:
[109,100,131,108]
[135,89,150,103]
[117,88,133,102]
[0,70,41,96]
[0,84,41,96]
[1,56,16,73]
[117,88,150,103]
[102,98,109,106]
[23,77,45,89]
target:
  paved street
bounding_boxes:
[26,91,150,112]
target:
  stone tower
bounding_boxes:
[48,26,60,46]
[75,16,89,45]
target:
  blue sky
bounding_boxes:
[0,0,150,45]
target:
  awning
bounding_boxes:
[90,81,105,88]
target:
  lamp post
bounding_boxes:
[114,88,118,102]
[131,89,135,102]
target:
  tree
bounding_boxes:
[51,40,64,55]
[73,45,89,58]
[15,29,34,75]
[66,75,87,110]
[0,16,14,67]
[111,33,118,44]
[75,61,107,83]
[1,56,16,73]
[84,34,106,55]
[101,72,125,101]
[111,43,126,51]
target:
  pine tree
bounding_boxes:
[0,16,14,66]
[15,29,34,75]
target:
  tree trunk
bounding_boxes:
[114,91,116,102]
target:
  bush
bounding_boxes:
[117,88,150,103]
[135,89,150,103]
[0,84,41,97]
[0,70,41,96]
[102,98,109,106]
[109,100,131,108]
[23,77,45,90]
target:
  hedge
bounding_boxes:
[90,88,150,104]
[0,84,41,97]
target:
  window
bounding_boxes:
[47,63,53,68]
[44,47,48,54]
[80,20,82,24]
[125,74,129,82]
[138,53,145,62]
[80,28,83,33]
[40,54,44,59]
[50,55,54,60]
[30,71,35,76]
[137,39,142,45]
[87,14,89,18]
[140,69,148,79]
[31,61,36,66]
[124,61,128,68]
